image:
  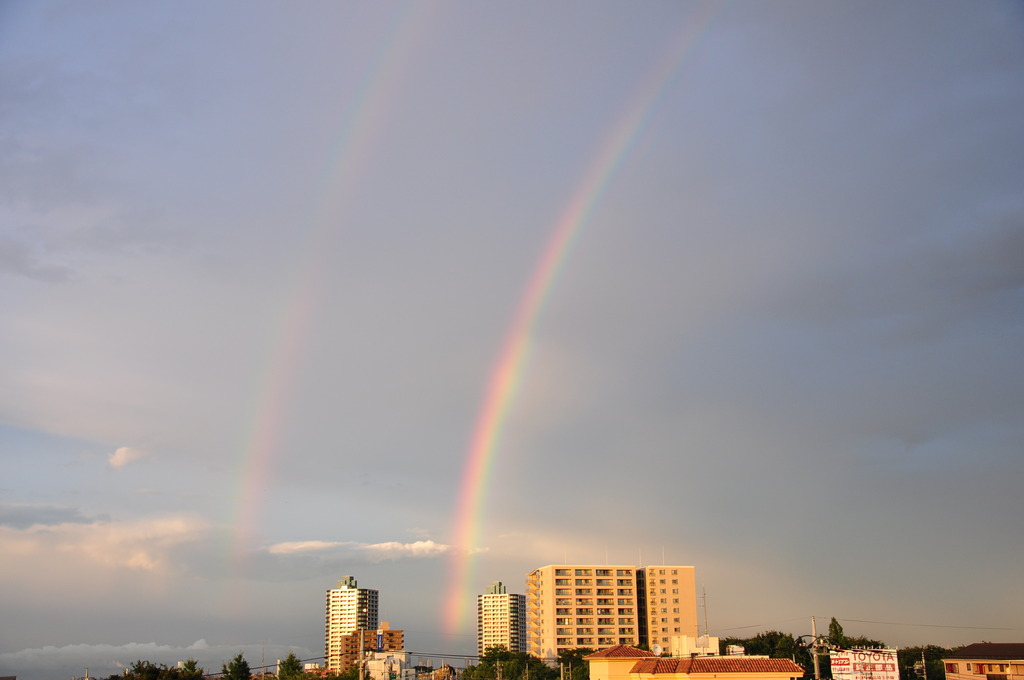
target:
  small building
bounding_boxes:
[943,643,1024,680]
[586,645,804,680]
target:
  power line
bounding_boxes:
[837,619,1021,632]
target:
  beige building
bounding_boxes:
[943,643,1024,680]
[478,581,527,655]
[325,576,380,672]
[525,564,698,659]
[641,565,699,653]
[587,645,803,680]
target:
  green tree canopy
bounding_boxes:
[278,653,303,680]
[179,659,205,679]
[222,653,251,680]
[557,648,593,680]
[462,646,557,680]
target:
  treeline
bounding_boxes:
[107,652,323,680]
[462,646,592,680]
[719,618,962,680]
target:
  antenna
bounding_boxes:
[701,583,710,637]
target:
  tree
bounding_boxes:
[461,646,556,680]
[126,660,164,680]
[898,645,952,680]
[720,631,811,675]
[222,653,252,680]
[557,648,593,680]
[278,653,303,680]
[179,659,205,680]
[829,618,849,648]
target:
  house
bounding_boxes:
[586,645,804,680]
[943,643,1024,680]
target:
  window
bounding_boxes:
[945,665,958,675]
[556,569,570,576]
[575,569,592,576]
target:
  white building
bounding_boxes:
[325,576,380,672]
[364,651,417,680]
[478,581,527,655]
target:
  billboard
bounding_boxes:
[830,649,899,680]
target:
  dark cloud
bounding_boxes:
[0,503,107,529]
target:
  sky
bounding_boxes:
[2,1,1023,679]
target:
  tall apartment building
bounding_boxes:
[325,576,380,672]
[525,564,698,659]
[641,565,698,652]
[477,581,527,655]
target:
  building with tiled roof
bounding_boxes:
[943,643,1024,680]
[586,645,804,680]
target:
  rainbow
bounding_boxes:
[223,4,428,575]
[442,6,719,635]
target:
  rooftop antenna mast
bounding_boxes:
[701,583,710,637]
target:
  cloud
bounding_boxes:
[0,513,209,572]
[0,503,106,529]
[108,446,148,469]
[266,539,453,560]
[267,540,350,555]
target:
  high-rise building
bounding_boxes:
[477,581,527,655]
[325,576,380,672]
[640,565,698,653]
[525,564,698,659]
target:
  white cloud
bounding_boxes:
[363,539,451,560]
[266,538,453,560]
[108,446,147,469]
[267,540,349,555]
[0,514,209,573]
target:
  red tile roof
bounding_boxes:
[629,657,804,675]
[947,643,1024,660]
[586,645,657,659]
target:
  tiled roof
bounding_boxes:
[948,643,1024,660]
[586,645,657,659]
[629,657,805,675]
[690,658,805,674]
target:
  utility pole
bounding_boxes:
[811,617,821,680]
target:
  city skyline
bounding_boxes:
[2,2,1023,680]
